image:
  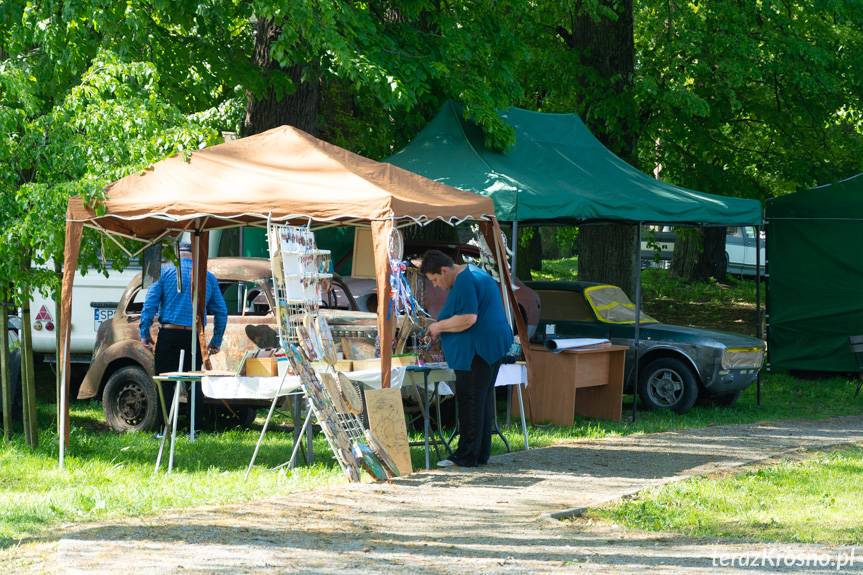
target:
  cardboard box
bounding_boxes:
[334,360,353,372]
[245,357,279,377]
[352,355,417,371]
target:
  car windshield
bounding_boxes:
[583,285,658,324]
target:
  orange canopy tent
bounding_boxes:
[59,125,528,445]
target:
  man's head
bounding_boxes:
[420,249,457,291]
[178,241,193,258]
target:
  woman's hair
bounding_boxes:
[419,249,455,275]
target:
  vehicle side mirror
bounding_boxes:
[142,244,162,289]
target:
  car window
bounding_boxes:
[536,290,596,323]
[321,281,352,310]
[220,281,273,317]
[743,226,756,239]
[126,287,148,315]
[727,227,739,237]
[583,285,658,324]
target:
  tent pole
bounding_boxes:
[632,223,642,423]
[510,221,518,279]
[190,232,200,442]
[756,224,762,406]
[59,329,69,470]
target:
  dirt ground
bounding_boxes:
[5,416,863,574]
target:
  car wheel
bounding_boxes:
[637,357,699,414]
[102,366,159,432]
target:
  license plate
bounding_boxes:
[94,308,115,331]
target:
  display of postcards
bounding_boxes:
[353,441,388,481]
[343,465,361,483]
[302,314,325,361]
[295,325,321,362]
[316,250,331,275]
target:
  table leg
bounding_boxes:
[190,379,196,443]
[516,383,529,451]
[167,381,182,473]
[287,403,314,470]
[155,382,176,473]
[434,383,453,456]
[422,375,430,470]
[246,383,288,481]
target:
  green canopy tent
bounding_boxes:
[385,100,762,227]
[386,100,765,417]
[765,173,863,372]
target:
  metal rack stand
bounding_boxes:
[265,222,366,481]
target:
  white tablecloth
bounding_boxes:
[495,363,528,388]
[344,367,456,396]
[201,374,303,399]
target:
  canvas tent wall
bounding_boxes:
[385,100,762,227]
[765,173,863,372]
[59,125,527,444]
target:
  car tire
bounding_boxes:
[102,366,159,432]
[637,357,699,414]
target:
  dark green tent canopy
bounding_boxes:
[385,100,762,226]
[766,174,863,372]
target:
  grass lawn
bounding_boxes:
[1,266,861,547]
[588,444,863,545]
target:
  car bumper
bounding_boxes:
[703,365,762,395]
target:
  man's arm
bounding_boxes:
[140,279,162,348]
[205,273,228,351]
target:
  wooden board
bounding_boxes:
[351,228,376,279]
[364,387,412,476]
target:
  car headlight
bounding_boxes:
[722,347,765,369]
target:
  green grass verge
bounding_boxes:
[3,369,862,546]
[0,264,859,546]
[588,444,863,545]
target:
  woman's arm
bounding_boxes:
[427,313,477,339]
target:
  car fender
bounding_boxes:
[79,340,154,399]
[625,344,703,391]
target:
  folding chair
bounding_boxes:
[848,335,863,397]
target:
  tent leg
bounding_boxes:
[756,224,762,406]
[632,224,642,423]
[510,221,518,278]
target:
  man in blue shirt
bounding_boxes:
[420,249,512,468]
[140,242,228,426]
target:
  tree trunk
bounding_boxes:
[242,17,320,137]
[669,227,727,281]
[557,1,638,296]
[20,299,38,449]
[578,224,637,299]
[514,227,542,282]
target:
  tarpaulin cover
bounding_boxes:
[385,100,762,226]
[766,173,863,371]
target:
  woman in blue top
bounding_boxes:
[420,249,513,468]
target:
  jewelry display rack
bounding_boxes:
[267,223,389,482]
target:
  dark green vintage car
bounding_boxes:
[525,281,766,414]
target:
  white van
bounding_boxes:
[28,264,141,364]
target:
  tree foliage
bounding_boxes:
[636,0,863,200]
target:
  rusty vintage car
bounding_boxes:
[80,257,377,432]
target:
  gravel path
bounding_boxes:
[7,416,863,574]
